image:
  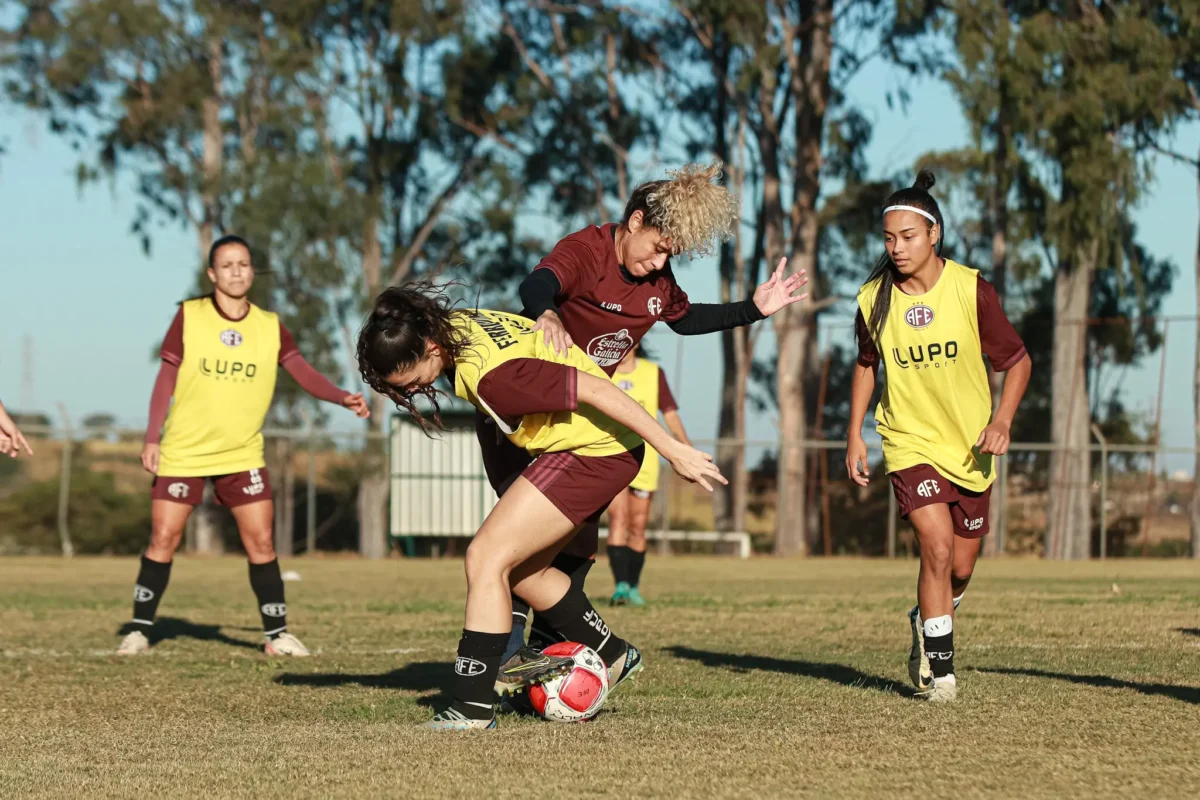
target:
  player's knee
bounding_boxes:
[951,567,974,595]
[628,526,647,552]
[147,524,184,557]
[921,539,953,574]
[464,538,506,587]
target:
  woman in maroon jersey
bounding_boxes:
[495,162,809,666]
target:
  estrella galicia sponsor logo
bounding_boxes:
[219,329,244,347]
[586,329,634,368]
[455,657,487,677]
[167,482,190,499]
[891,341,958,369]
[199,358,258,381]
[916,479,941,499]
[133,585,155,602]
[904,304,934,329]
[261,603,287,618]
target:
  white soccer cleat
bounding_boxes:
[116,630,150,656]
[264,632,311,657]
[915,674,957,702]
[908,605,932,690]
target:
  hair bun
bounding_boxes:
[913,169,936,192]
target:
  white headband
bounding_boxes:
[883,205,937,224]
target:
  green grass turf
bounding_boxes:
[1,556,1198,798]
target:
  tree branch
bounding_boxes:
[501,11,553,90]
[388,155,486,286]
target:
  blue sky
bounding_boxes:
[1,56,1197,473]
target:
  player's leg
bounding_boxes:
[118,479,200,655]
[949,485,992,612]
[426,477,583,730]
[606,488,634,605]
[624,490,653,607]
[222,470,308,656]
[907,481,960,702]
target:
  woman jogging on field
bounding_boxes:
[607,343,688,607]
[496,161,808,661]
[117,235,370,657]
[845,171,1031,702]
[357,283,725,730]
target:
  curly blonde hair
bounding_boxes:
[622,161,740,257]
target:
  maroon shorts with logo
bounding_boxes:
[475,410,643,526]
[151,468,273,508]
[524,447,644,526]
[890,464,991,539]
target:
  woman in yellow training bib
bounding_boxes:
[356,282,724,730]
[607,344,689,607]
[845,171,1031,702]
[116,235,370,657]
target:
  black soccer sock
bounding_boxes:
[608,544,630,585]
[539,587,627,666]
[503,597,530,661]
[131,555,172,634]
[451,629,507,720]
[628,548,646,588]
[248,559,288,638]
[528,554,594,647]
[922,615,954,678]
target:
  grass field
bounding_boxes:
[2,556,1198,799]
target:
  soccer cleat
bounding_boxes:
[116,630,150,655]
[607,643,644,693]
[627,586,646,608]
[908,605,932,690]
[264,632,311,657]
[421,706,497,731]
[493,646,575,696]
[914,674,957,702]
[611,581,632,606]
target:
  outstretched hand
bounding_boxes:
[342,392,371,419]
[753,257,809,317]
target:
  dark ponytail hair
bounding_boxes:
[863,170,943,345]
[356,281,472,434]
[634,342,655,360]
[209,234,252,268]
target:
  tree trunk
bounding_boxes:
[358,211,390,559]
[1191,146,1200,559]
[1046,248,1093,560]
[274,437,295,557]
[187,35,225,556]
[774,0,831,556]
[984,112,1011,558]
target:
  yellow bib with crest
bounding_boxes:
[613,357,663,492]
[856,260,994,491]
[158,299,280,477]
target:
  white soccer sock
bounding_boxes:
[953,592,965,610]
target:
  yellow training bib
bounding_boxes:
[158,298,281,476]
[613,357,663,492]
[453,310,643,458]
[857,260,994,491]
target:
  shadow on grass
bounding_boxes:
[975,667,1199,705]
[274,661,451,709]
[118,616,261,651]
[667,646,908,696]
[1177,628,1200,639]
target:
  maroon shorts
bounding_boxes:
[890,464,991,539]
[523,448,644,526]
[476,411,644,526]
[151,468,272,508]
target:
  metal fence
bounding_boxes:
[3,417,1192,558]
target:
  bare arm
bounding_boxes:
[845,362,877,485]
[977,353,1032,455]
[576,372,725,491]
[662,408,690,446]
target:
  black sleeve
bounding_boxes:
[665,299,765,335]
[518,268,563,321]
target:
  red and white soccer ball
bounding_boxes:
[528,642,610,722]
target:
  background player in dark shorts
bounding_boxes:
[846,172,1031,702]
[498,161,810,661]
[117,235,369,658]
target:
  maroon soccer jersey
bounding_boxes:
[536,223,691,375]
